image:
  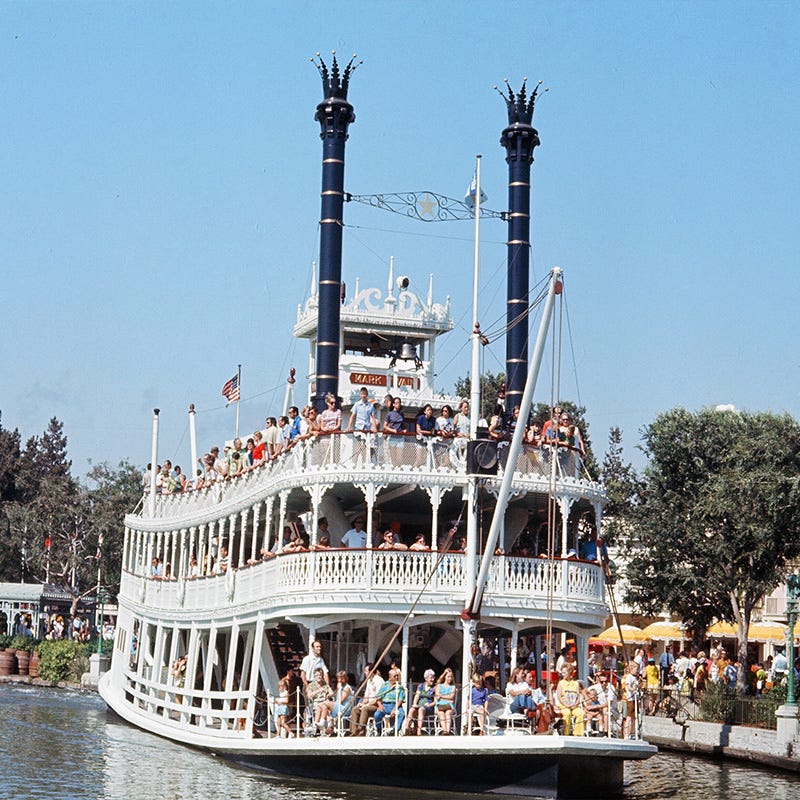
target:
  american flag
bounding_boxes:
[222,374,240,405]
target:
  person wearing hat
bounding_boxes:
[341,517,367,548]
[411,669,437,735]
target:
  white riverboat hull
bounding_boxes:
[100,672,656,798]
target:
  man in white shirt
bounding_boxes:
[350,663,385,736]
[342,517,368,548]
[300,640,329,689]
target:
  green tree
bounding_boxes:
[599,426,641,545]
[622,408,800,691]
[454,370,506,421]
[82,460,143,597]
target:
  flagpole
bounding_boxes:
[235,364,241,439]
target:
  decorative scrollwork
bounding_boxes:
[347,191,506,222]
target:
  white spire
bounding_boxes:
[385,256,397,311]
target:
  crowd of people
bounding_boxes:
[141,393,588,496]
[259,639,639,739]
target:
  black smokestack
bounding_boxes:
[498,78,543,412]
[312,53,360,408]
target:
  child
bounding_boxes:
[274,677,294,738]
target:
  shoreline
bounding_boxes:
[0,672,98,693]
[643,715,800,774]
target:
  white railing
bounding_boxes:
[136,433,595,524]
[121,551,605,615]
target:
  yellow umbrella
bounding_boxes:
[598,624,648,645]
[706,621,737,638]
[641,621,690,642]
[747,622,787,643]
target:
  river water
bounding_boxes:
[2,683,799,800]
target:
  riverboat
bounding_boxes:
[99,55,655,797]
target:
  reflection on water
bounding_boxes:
[2,684,800,800]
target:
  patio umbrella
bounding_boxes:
[747,622,787,643]
[588,637,615,650]
[598,624,647,645]
[641,621,689,642]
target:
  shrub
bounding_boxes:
[37,640,83,684]
[9,635,37,652]
[0,634,12,650]
[699,682,736,724]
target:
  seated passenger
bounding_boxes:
[307,667,333,734]
[583,684,605,733]
[349,664,384,736]
[507,666,536,715]
[434,667,456,734]
[324,670,354,734]
[411,668,436,735]
[470,673,489,734]
[555,664,585,736]
[374,668,406,735]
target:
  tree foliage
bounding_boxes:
[599,426,641,544]
[454,370,506,421]
[0,414,141,600]
[622,408,800,691]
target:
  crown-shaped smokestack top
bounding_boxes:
[495,78,547,126]
[312,51,362,101]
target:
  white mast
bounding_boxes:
[469,155,483,438]
[465,267,563,617]
[188,403,198,482]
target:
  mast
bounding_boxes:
[464,267,562,619]
[499,79,544,412]
[312,53,359,409]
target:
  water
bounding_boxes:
[2,683,800,800]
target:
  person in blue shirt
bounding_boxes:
[374,668,406,734]
[346,387,378,432]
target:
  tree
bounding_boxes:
[622,408,800,691]
[82,460,143,597]
[454,370,506,421]
[531,400,598,478]
[599,426,641,545]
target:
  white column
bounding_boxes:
[201,626,218,728]
[251,502,261,562]
[238,508,249,567]
[401,624,410,690]
[263,497,274,553]
[244,618,265,737]
[222,624,240,730]
[181,627,200,723]
[170,531,178,576]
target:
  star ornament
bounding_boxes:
[417,193,436,219]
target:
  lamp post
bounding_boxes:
[776,572,800,746]
[786,573,800,705]
[96,587,110,655]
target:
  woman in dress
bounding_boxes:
[319,393,342,433]
[411,668,437,735]
[274,677,294,738]
[434,667,456,734]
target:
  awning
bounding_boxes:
[641,621,689,642]
[598,624,647,645]
[747,622,787,643]
[706,620,738,638]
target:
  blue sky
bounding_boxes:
[2,1,798,476]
